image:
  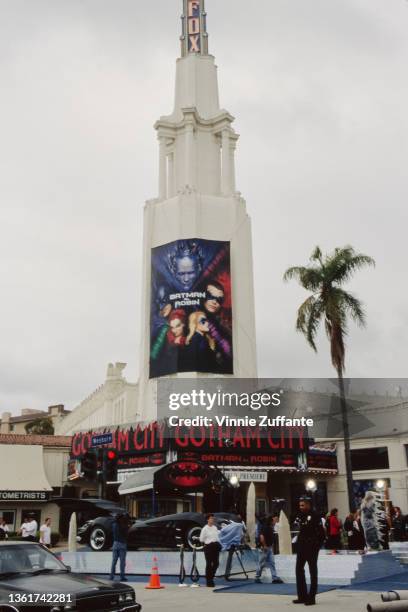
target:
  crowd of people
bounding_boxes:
[0,514,52,547]
[318,504,407,554]
[1,500,406,604]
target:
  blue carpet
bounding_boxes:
[213,582,337,595]
[342,571,408,592]
[88,570,408,594]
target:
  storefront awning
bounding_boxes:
[118,466,163,496]
[0,445,53,493]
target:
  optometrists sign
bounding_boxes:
[0,491,50,501]
[150,238,233,378]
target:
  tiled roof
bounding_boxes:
[0,434,72,448]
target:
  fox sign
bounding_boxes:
[187,0,202,53]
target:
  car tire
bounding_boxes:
[186,525,203,550]
[89,526,109,551]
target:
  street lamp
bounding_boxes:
[376,479,385,490]
[306,479,317,493]
[230,475,239,487]
[306,479,317,510]
[229,475,240,513]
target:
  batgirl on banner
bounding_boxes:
[150,238,233,377]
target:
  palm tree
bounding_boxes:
[284,246,375,512]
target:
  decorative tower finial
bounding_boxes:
[180,0,208,57]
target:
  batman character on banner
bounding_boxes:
[150,239,233,378]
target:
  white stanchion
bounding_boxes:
[190,546,201,587]
[178,545,188,587]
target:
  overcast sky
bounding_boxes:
[1,0,407,415]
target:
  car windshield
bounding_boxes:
[0,545,67,576]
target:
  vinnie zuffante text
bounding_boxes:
[168,414,314,428]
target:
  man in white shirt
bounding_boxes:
[39,517,52,548]
[199,514,221,587]
[19,515,38,542]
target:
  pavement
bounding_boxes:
[127,580,379,612]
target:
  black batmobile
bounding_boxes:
[78,512,241,552]
[0,542,141,612]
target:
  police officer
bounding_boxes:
[293,496,325,606]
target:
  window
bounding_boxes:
[256,498,267,516]
[350,447,389,471]
[405,445,408,467]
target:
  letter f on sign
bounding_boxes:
[188,0,200,18]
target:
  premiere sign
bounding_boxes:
[224,470,267,482]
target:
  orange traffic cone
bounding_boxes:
[145,556,165,589]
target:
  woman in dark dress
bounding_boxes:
[349,510,366,552]
[185,311,217,373]
[344,512,354,549]
[392,507,406,542]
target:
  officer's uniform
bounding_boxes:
[295,511,323,605]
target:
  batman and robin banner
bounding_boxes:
[149,238,233,378]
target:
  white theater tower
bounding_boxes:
[137,0,257,421]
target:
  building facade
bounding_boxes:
[56,1,338,519]
[324,399,408,517]
[0,434,71,534]
[1,404,69,435]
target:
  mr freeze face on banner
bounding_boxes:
[150,239,233,378]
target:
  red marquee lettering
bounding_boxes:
[117,429,129,452]
[133,426,145,451]
[216,426,231,448]
[157,421,166,449]
[71,434,82,457]
[232,426,246,448]
[246,426,261,449]
[267,430,281,450]
[175,426,189,448]
[189,426,206,447]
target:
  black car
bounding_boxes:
[0,542,141,612]
[78,512,240,552]
[53,498,127,538]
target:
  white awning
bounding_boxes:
[118,466,163,496]
[0,445,53,492]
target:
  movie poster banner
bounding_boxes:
[150,238,233,378]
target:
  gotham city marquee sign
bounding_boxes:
[71,422,308,458]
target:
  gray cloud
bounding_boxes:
[0,0,407,413]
